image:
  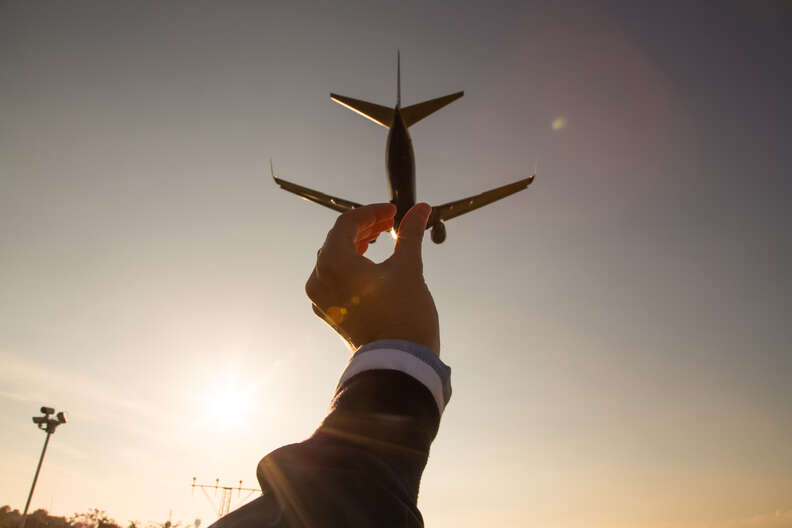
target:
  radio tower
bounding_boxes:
[191,478,262,517]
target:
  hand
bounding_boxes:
[305,203,440,355]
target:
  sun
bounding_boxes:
[203,382,250,431]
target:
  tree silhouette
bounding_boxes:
[1,507,188,528]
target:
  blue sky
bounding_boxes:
[1,2,790,527]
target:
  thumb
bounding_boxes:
[393,203,431,264]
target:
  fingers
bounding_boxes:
[355,217,394,245]
[325,204,396,258]
[353,216,393,255]
[393,203,431,264]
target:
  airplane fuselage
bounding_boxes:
[385,108,416,228]
[273,55,533,243]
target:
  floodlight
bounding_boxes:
[23,404,67,528]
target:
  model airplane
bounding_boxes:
[272,52,535,244]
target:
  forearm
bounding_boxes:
[251,204,448,526]
[256,340,452,526]
[317,339,451,498]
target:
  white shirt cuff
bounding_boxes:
[336,339,452,414]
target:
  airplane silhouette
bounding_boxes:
[272,52,535,244]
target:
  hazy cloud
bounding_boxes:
[0,353,169,430]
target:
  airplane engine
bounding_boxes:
[430,222,446,244]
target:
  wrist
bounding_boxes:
[341,339,452,414]
[363,326,440,356]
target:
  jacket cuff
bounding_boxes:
[336,339,452,414]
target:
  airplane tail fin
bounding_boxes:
[400,91,464,128]
[331,51,462,129]
[397,50,401,108]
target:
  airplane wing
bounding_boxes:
[273,175,362,213]
[428,174,534,226]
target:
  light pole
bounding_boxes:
[20,406,67,528]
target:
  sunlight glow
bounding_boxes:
[390,228,398,240]
[327,305,347,324]
[204,382,250,431]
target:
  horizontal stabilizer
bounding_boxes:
[330,94,394,128]
[401,91,464,127]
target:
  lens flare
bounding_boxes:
[327,306,347,324]
[551,116,567,131]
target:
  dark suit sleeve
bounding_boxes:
[253,340,452,528]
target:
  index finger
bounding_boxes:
[324,203,396,257]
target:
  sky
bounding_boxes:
[1,1,791,527]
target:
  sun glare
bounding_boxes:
[203,382,250,431]
[390,228,398,240]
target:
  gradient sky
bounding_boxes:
[1,2,791,527]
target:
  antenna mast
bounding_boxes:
[191,477,262,517]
